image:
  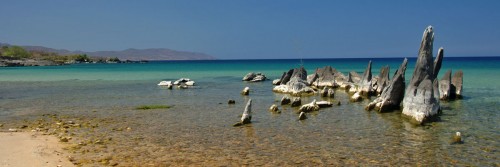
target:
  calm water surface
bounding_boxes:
[0,57,498,166]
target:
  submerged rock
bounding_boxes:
[242,72,257,81]
[243,72,267,82]
[228,99,236,104]
[174,78,191,85]
[316,101,333,108]
[241,87,250,95]
[365,58,408,112]
[402,26,442,124]
[298,112,307,120]
[233,99,252,127]
[298,99,320,113]
[269,104,280,112]
[451,132,463,144]
[291,97,302,107]
[320,87,335,98]
[350,92,362,102]
[451,70,463,99]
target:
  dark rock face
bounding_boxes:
[402,26,442,124]
[374,66,390,95]
[299,112,307,120]
[365,58,408,112]
[451,70,463,99]
[242,72,256,81]
[291,97,302,107]
[433,48,444,79]
[439,70,452,100]
[281,96,291,105]
[280,69,294,85]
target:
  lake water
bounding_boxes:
[0,57,498,166]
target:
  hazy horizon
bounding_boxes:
[1,0,499,59]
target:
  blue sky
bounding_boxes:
[1,0,499,59]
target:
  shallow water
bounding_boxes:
[0,57,498,166]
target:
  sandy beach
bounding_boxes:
[0,132,74,167]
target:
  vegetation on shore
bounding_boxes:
[0,45,123,66]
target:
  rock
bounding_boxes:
[307,73,319,86]
[298,99,320,113]
[337,101,341,106]
[8,128,17,132]
[272,79,281,85]
[178,83,188,89]
[228,99,236,104]
[439,69,452,100]
[173,78,191,85]
[350,92,362,102]
[451,70,463,99]
[320,87,335,98]
[365,58,408,112]
[273,67,316,96]
[241,87,250,95]
[433,48,444,79]
[185,81,195,86]
[157,81,172,86]
[298,112,307,120]
[348,71,361,83]
[316,101,333,108]
[233,99,252,127]
[280,69,294,85]
[357,61,373,96]
[269,104,280,112]
[251,74,267,82]
[167,85,172,89]
[451,132,463,144]
[312,66,337,87]
[374,66,390,95]
[242,72,257,81]
[291,97,302,107]
[281,96,291,105]
[402,26,442,124]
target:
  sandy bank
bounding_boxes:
[0,132,74,167]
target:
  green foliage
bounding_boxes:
[107,57,120,62]
[135,105,171,110]
[2,46,30,59]
[74,54,90,62]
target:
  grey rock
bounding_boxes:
[234,99,252,127]
[366,58,408,112]
[291,97,302,107]
[242,72,256,81]
[280,70,294,85]
[269,104,279,112]
[439,69,452,100]
[241,87,250,95]
[273,67,316,96]
[375,66,390,95]
[433,48,444,79]
[320,87,334,98]
[316,101,333,108]
[451,70,463,99]
[357,61,373,96]
[312,66,337,87]
[251,74,267,82]
[307,73,319,86]
[348,71,361,83]
[280,96,291,105]
[272,79,281,85]
[298,99,320,113]
[402,26,441,124]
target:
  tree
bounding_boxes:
[2,46,30,59]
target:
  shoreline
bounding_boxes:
[0,132,74,167]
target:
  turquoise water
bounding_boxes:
[0,57,498,165]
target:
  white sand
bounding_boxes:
[0,132,74,167]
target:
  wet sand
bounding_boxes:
[0,132,74,167]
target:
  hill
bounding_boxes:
[0,42,216,61]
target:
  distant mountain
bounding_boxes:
[0,42,216,61]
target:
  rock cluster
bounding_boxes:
[366,58,408,112]
[242,72,267,82]
[273,67,316,96]
[158,78,195,89]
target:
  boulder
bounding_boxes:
[320,87,335,98]
[316,101,333,108]
[174,78,191,85]
[185,81,195,86]
[298,99,320,113]
[233,99,252,127]
[291,97,302,107]
[402,26,442,124]
[269,104,280,112]
[281,96,291,105]
[228,99,236,104]
[298,112,307,120]
[241,87,250,95]
[312,66,337,87]
[157,81,172,86]
[365,58,408,112]
[451,70,463,99]
[273,67,316,96]
[439,69,452,100]
[350,92,362,102]
[242,72,257,81]
[251,74,267,82]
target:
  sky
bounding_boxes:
[1,0,499,59]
